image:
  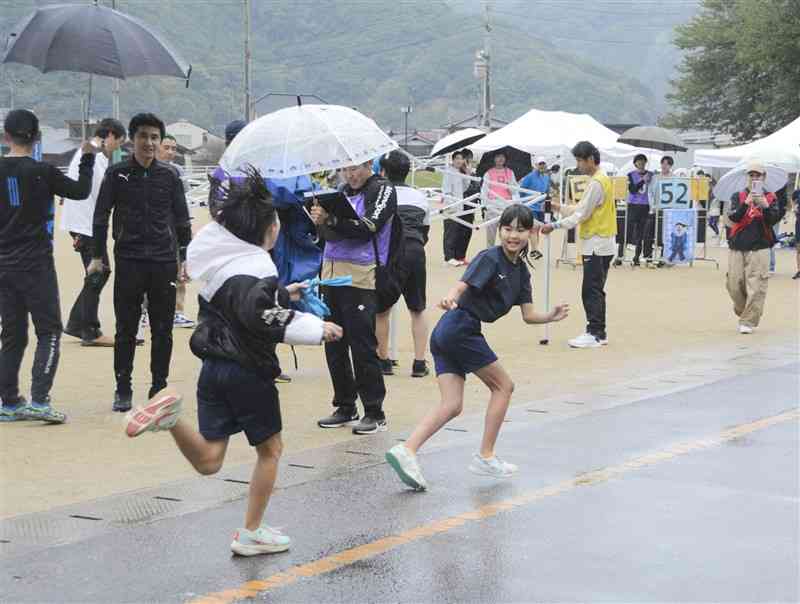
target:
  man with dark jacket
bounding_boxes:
[310,160,397,434]
[0,109,97,423]
[89,113,192,411]
[725,161,781,334]
[375,151,430,378]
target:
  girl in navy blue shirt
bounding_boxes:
[387,205,568,489]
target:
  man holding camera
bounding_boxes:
[725,161,781,334]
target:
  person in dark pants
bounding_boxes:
[89,113,192,412]
[61,118,126,346]
[0,109,97,423]
[309,160,397,434]
[542,141,617,348]
[441,150,474,266]
[616,153,652,266]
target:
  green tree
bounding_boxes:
[665,0,800,141]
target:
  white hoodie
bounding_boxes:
[187,221,324,346]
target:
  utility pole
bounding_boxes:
[111,0,120,119]
[243,0,253,121]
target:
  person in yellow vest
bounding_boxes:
[541,141,617,348]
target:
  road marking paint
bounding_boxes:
[188,408,799,604]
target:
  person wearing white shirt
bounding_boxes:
[61,118,125,346]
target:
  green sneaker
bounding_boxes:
[0,404,27,422]
[19,400,67,424]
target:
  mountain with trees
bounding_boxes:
[1,0,675,137]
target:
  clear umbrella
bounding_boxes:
[220,104,398,179]
[713,160,787,201]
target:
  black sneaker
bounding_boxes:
[793,271,800,280]
[411,360,429,378]
[113,391,132,413]
[318,407,359,428]
[613,258,623,267]
[352,414,388,435]
[632,257,641,267]
[379,358,394,376]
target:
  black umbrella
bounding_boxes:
[617,126,687,152]
[476,146,532,181]
[1,3,191,84]
[429,128,487,158]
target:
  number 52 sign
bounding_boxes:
[657,177,691,209]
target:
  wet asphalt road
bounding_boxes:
[1,362,797,603]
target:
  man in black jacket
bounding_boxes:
[89,113,192,411]
[725,161,781,334]
[0,109,97,423]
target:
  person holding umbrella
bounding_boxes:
[725,161,781,334]
[310,160,397,435]
[0,109,98,423]
[89,113,192,412]
[618,153,653,267]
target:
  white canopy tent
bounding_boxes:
[694,116,800,171]
[468,108,662,168]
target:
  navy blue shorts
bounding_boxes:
[197,358,281,446]
[430,308,497,378]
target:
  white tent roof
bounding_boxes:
[694,116,800,171]
[468,108,661,167]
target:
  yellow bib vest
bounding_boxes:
[580,170,617,239]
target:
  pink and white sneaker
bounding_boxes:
[125,390,183,438]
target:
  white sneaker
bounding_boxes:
[124,390,183,437]
[738,324,754,334]
[568,333,602,348]
[468,453,517,478]
[446,258,461,267]
[385,444,427,491]
[173,312,196,328]
[231,526,291,556]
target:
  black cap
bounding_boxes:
[224,119,247,145]
[4,109,39,144]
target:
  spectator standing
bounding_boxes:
[310,161,396,435]
[519,156,551,260]
[89,113,192,412]
[0,109,97,423]
[725,162,780,333]
[158,134,195,329]
[375,151,431,378]
[648,156,675,261]
[793,188,800,280]
[617,153,652,266]
[62,118,125,347]
[441,150,474,266]
[542,141,616,349]
[481,151,518,247]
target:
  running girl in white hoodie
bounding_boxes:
[124,168,342,556]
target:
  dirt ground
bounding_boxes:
[1,206,798,518]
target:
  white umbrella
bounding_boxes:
[713,160,788,201]
[220,104,398,179]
